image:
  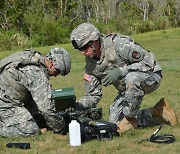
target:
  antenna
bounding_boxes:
[29,27,33,50]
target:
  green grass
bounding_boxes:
[0,27,180,153]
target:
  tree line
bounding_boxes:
[0,0,179,51]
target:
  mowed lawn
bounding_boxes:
[0,27,180,154]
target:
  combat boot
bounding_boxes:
[150,98,178,126]
[117,117,138,134]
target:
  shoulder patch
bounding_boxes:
[84,73,92,82]
[132,51,141,59]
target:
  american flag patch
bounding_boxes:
[84,73,92,82]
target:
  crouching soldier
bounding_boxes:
[70,23,178,133]
[0,48,71,137]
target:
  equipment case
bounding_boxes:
[52,87,76,111]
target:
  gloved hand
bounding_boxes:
[65,107,75,113]
[102,68,123,86]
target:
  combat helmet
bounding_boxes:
[70,23,100,50]
[46,48,71,76]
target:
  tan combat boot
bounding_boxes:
[150,98,178,126]
[117,117,138,134]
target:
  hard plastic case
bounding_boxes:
[52,87,76,112]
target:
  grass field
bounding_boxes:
[0,27,180,154]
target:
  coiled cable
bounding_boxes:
[139,124,175,144]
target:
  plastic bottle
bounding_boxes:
[69,120,81,146]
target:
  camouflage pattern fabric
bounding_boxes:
[76,34,162,126]
[0,51,64,137]
[70,23,100,49]
[46,48,71,76]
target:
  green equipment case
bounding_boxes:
[52,87,76,112]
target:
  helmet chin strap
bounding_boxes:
[90,44,100,60]
[90,44,96,58]
[48,68,60,76]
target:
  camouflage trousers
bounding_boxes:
[109,71,162,126]
[0,104,40,137]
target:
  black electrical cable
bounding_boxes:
[139,124,175,144]
[149,134,175,144]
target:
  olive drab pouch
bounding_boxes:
[52,87,76,112]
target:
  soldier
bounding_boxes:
[70,23,178,133]
[0,47,71,137]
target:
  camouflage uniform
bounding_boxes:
[76,34,162,126]
[0,50,64,137]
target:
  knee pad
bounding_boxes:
[137,109,152,127]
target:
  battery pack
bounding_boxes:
[52,87,76,112]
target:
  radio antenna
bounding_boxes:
[29,27,33,50]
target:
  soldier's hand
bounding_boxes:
[40,128,47,134]
[102,68,123,86]
[65,107,75,113]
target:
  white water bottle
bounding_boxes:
[69,120,81,146]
